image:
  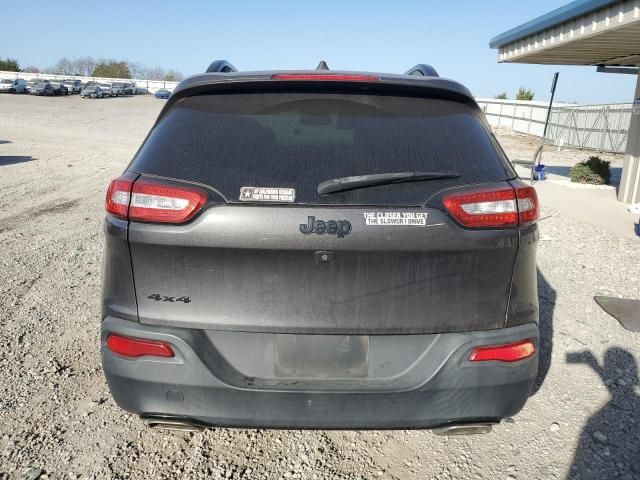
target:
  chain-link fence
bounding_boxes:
[477,98,632,154]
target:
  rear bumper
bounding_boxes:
[101,317,538,429]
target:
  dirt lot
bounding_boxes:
[1,94,639,479]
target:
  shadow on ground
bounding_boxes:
[0,140,11,145]
[535,271,640,477]
[0,156,35,166]
[566,348,640,479]
[531,269,555,396]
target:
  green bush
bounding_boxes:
[516,87,535,101]
[92,61,131,79]
[0,58,20,72]
[569,156,611,185]
[495,92,508,99]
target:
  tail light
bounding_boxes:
[105,177,133,219]
[469,339,536,363]
[271,73,379,82]
[514,184,539,225]
[105,176,207,224]
[129,180,207,223]
[443,184,538,228]
[106,334,174,358]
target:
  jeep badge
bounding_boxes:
[299,216,352,238]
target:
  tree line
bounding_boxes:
[494,87,535,101]
[0,56,183,81]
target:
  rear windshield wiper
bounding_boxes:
[317,171,461,195]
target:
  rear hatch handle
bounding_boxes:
[317,171,461,195]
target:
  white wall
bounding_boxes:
[476,98,633,153]
[476,98,572,138]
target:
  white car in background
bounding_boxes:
[0,78,27,93]
[62,79,82,94]
[81,85,107,98]
[111,82,127,96]
[98,83,118,97]
[25,79,40,93]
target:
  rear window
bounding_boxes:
[130,92,514,205]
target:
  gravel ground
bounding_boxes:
[1,94,639,479]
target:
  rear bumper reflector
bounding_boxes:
[106,334,175,358]
[469,339,535,363]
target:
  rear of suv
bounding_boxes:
[101,61,539,432]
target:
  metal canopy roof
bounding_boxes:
[490,0,640,66]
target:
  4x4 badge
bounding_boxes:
[147,293,191,303]
[300,216,352,238]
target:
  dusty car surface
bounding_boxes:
[101,61,540,432]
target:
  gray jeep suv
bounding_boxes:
[101,61,540,432]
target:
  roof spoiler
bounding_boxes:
[207,60,331,73]
[205,60,439,78]
[404,64,439,77]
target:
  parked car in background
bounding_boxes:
[154,89,171,99]
[111,82,127,96]
[123,82,137,95]
[62,79,82,94]
[0,78,28,93]
[30,82,55,96]
[0,79,14,93]
[49,82,69,96]
[25,80,36,93]
[112,82,137,95]
[25,79,46,93]
[99,83,118,97]
[81,85,107,98]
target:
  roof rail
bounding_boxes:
[316,60,330,70]
[404,64,439,77]
[206,60,238,73]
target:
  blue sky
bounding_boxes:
[3,0,637,104]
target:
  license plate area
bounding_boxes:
[275,334,369,378]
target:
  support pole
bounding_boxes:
[543,72,559,139]
[618,72,640,204]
